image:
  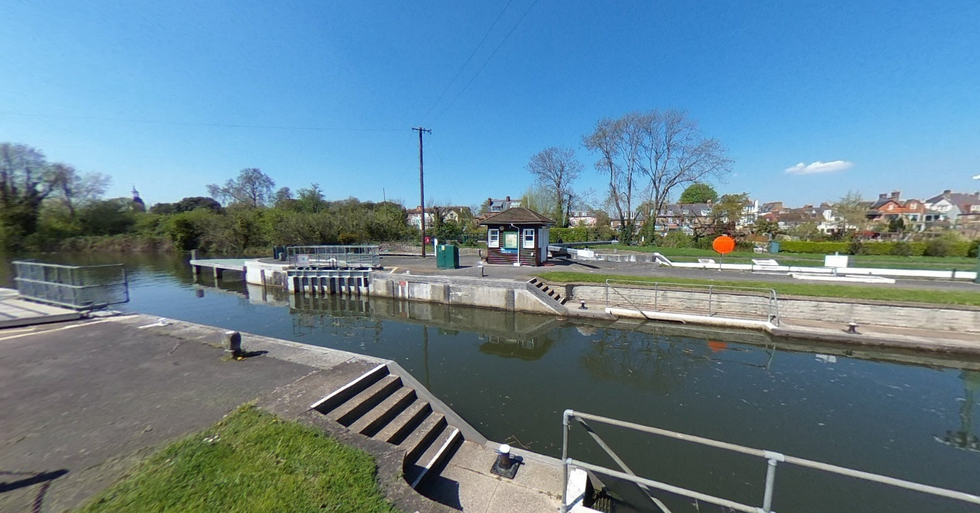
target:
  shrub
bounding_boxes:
[890,241,913,256]
[969,239,980,258]
[778,241,849,254]
[660,231,692,248]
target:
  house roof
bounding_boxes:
[479,207,554,226]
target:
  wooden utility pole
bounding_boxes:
[413,127,432,257]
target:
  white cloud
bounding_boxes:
[784,160,854,175]
[972,173,980,180]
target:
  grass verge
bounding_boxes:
[79,406,396,513]
[601,244,978,270]
[537,271,980,307]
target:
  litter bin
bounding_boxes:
[436,244,459,269]
[769,241,780,254]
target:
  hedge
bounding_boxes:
[780,240,976,257]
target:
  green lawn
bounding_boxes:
[79,406,396,513]
[595,244,978,270]
[537,271,980,307]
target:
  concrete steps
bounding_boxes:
[309,364,464,493]
[527,278,570,313]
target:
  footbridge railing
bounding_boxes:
[604,279,780,325]
[285,245,380,269]
[13,261,129,310]
[561,410,980,513]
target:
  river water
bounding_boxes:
[3,253,979,512]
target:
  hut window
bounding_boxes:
[523,228,535,248]
[488,229,499,248]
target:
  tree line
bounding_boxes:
[0,143,472,254]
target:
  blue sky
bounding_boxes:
[1,0,978,209]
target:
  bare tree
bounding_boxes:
[207,168,275,208]
[583,114,645,242]
[526,147,582,226]
[638,110,733,234]
[50,163,110,219]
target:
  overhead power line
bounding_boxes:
[434,0,540,121]
[0,110,408,132]
[419,0,516,122]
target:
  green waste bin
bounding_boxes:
[769,241,780,254]
[436,244,459,269]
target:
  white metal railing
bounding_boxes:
[604,279,780,325]
[13,261,129,310]
[285,245,380,269]
[561,410,980,513]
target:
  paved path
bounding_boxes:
[0,315,564,513]
[379,253,980,293]
[0,289,82,328]
[0,316,347,512]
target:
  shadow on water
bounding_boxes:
[3,253,979,513]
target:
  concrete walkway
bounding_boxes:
[0,315,563,513]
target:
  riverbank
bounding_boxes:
[0,314,564,513]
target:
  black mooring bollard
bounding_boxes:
[225,331,243,358]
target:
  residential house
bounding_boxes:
[486,196,522,214]
[479,207,554,266]
[924,190,980,238]
[655,203,713,235]
[407,206,473,229]
[568,210,597,227]
[866,191,927,232]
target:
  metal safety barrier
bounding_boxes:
[604,279,780,325]
[285,245,380,269]
[561,410,980,513]
[13,261,129,310]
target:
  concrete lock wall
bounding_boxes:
[368,273,556,314]
[565,283,980,332]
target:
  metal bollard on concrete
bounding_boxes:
[225,331,243,358]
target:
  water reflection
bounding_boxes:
[936,371,980,453]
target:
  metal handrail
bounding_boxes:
[604,279,780,325]
[561,409,980,513]
[12,261,129,310]
[285,245,380,268]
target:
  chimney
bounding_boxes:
[943,189,951,199]
[890,191,900,200]
[878,193,887,200]
[505,195,511,201]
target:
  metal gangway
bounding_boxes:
[604,279,780,325]
[12,261,129,310]
[285,245,380,269]
[561,410,980,513]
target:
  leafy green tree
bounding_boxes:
[78,198,136,235]
[711,193,749,234]
[752,218,781,238]
[0,143,62,248]
[297,184,326,213]
[678,183,718,204]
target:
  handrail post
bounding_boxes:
[708,286,713,316]
[762,451,783,512]
[562,409,573,513]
